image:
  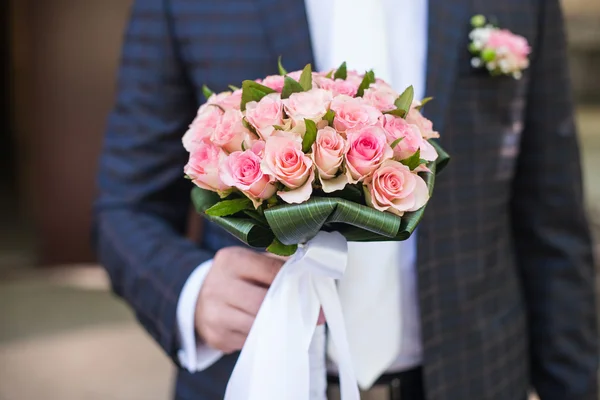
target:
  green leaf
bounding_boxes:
[191,188,275,247]
[325,70,334,79]
[302,119,318,153]
[202,85,214,100]
[383,108,407,118]
[355,70,375,97]
[241,141,247,151]
[299,64,313,91]
[242,118,259,136]
[281,76,304,99]
[243,209,269,228]
[323,110,335,127]
[228,85,240,91]
[190,139,451,248]
[400,149,422,170]
[333,61,347,80]
[241,80,276,111]
[429,139,451,173]
[323,183,364,204]
[205,198,253,217]
[209,103,225,113]
[394,85,414,118]
[414,97,433,111]
[470,14,486,28]
[278,56,287,76]
[390,137,403,149]
[481,48,496,63]
[264,197,402,245]
[267,238,298,256]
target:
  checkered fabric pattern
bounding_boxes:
[93,0,598,399]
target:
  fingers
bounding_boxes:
[223,248,284,287]
[317,308,326,325]
[199,305,253,353]
[225,279,267,316]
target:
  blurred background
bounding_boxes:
[1,0,599,399]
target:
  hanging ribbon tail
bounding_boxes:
[224,231,360,400]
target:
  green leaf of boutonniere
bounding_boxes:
[281,76,305,99]
[228,85,240,91]
[241,80,276,111]
[470,14,487,28]
[299,64,313,91]
[333,61,347,80]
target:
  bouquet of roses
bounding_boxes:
[183,60,449,400]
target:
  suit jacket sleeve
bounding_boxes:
[92,0,212,363]
[510,1,599,398]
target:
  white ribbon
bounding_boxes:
[224,231,360,400]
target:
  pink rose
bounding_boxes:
[250,141,265,158]
[184,141,230,194]
[486,30,531,75]
[261,75,285,92]
[182,106,223,152]
[345,125,393,183]
[261,136,315,204]
[217,89,243,110]
[287,70,303,81]
[365,160,430,216]
[330,96,382,134]
[245,93,284,139]
[380,114,437,162]
[406,103,440,139]
[211,109,253,153]
[487,29,530,59]
[220,150,277,207]
[316,76,360,97]
[312,126,348,192]
[284,88,333,124]
[363,87,398,112]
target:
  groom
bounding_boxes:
[94,0,598,399]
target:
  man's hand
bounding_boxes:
[195,247,284,353]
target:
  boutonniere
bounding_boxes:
[468,15,531,79]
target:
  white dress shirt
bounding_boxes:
[177,0,429,376]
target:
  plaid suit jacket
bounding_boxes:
[93,0,598,399]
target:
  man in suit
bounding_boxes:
[93,0,598,399]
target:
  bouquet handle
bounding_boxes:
[224,231,360,400]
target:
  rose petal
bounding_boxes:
[321,173,349,193]
[278,169,315,204]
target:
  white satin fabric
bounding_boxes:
[224,232,360,400]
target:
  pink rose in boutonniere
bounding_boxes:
[468,15,531,79]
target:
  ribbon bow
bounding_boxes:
[225,231,360,400]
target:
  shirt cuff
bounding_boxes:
[176,258,224,372]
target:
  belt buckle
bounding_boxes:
[389,377,402,400]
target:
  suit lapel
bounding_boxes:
[254,0,315,72]
[424,0,471,132]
